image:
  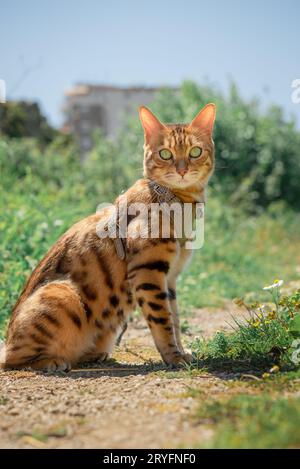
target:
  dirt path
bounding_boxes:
[0,305,246,449]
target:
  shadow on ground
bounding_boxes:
[29,358,166,379]
[30,355,287,381]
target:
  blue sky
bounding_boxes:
[1,0,299,126]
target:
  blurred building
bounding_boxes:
[63,84,161,155]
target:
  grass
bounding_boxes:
[178,198,300,310]
[2,94,300,449]
[1,134,300,339]
[191,285,300,372]
[195,394,300,449]
[1,180,300,336]
[0,185,94,336]
[16,423,68,443]
[1,177,300,450]
[177,367,300,449]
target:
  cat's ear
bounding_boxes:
[188,103,216,134]
[139,106,166,142]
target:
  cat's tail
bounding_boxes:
[0,340,19,371]
[0,341,47,370]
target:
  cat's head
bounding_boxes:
[139,104,216,192]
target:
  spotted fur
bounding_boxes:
[0,104,216,371]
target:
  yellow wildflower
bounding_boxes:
[267,310,276,320]
[234,298,245,307]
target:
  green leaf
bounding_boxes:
[289,315,300,334]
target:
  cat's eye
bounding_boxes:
[159,149,173,160]
[189,146,203,158]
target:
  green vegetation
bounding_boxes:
[179,200,300,309]
[178,284,300,446]
[191,283,300,372]
[0,101,59,144]
[1,81,300,336]
[1,177,300,335]
[1,81,300,449]
[123,81,300,211]
[196,394,300,449]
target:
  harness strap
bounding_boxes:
[113,182,183,260]
[114,237,126,260]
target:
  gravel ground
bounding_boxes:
[0,305,245,449]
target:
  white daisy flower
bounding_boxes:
[54,219,63,227]
[263,279,284,290]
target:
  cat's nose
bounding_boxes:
[177,168,188,177]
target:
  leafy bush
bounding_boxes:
[117,81,300,211]
[0,101,58,144]
[1,81,300,334]
[2,80,300,211]
[192,282,300,369]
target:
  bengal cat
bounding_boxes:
[0,103,216,371]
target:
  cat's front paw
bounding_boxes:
[43,358,72,373]
[96,352,109,362]
[181,351,194,364]
[163,350,194,368]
